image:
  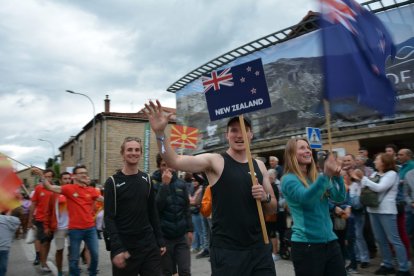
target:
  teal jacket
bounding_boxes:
[400,160,414,180]
[281,173,346,243]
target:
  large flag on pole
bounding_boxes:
[320,0,396,115]
[170,125,199,149]
[0,153,22,212]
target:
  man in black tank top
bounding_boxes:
[145,100,278,276]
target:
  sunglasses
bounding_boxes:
[124,137,142,143]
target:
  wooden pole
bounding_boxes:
[323,99,333,152]
[238,114,269,244]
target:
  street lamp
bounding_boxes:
[38,138,56,160]
[65,90,96,181]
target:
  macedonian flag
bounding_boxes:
[0,153,22,212]
[170,125,199,149]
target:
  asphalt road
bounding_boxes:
[7,237,413,275]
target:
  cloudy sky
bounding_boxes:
[0,0,316,170]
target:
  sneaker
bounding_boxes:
[374,266,395,275]
[396,271,412,276]
[196,249,210,259]
[272,254,281,261]
[346,267,359,274]
[41,265,52,273]
[360,262,370,268]
[33,259,40,265]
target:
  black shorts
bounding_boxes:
[34,220,53,243]
[112,242,161,276]
[265,222,277,238]
[210,244,276,276]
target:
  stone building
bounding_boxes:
[59,96,176,184]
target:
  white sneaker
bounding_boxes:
[272,254,280,261]
[41,266,52,273]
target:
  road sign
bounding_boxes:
[306,127,322,149]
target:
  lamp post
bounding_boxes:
[65,90,96,181]
[38,138,56,160]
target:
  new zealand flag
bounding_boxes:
[202,58,271,121]
[320,0,396,115]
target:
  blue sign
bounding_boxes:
[202,58,271,121]
[306,127,322,149]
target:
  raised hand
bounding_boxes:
[161,169,173,185]
[31,167,44,178]
[143,100,173,135]
[323,153,341,177]
[350,169,364,182]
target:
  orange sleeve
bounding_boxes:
[43,193,54,231]
[200,185,212,218]
[31,186,39,203]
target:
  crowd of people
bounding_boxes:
[0,99,413,276]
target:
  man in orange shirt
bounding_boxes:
[28,169,55,273]
[43,172,72,276]
[32,165,103,276]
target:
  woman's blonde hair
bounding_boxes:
[283,138,318,187]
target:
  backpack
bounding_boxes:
[103,173,151,251]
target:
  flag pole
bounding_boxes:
[323,99,333,152]
[4,154,31,169]
[239,114,269,244]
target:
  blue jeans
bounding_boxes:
[369,213,409,271]
[191,213,204,250]
[0,250,9,276]
[353,212,370,263]
[68,227,99,276]
[405,209,414,246]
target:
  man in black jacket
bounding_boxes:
[104,137,166,276]
[153,153,193,276]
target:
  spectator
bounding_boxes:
[154,154,193,276]
[353,153,410,275]
[0,208,22,276]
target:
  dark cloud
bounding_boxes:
[0,0,314,170]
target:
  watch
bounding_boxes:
[265,193,271,203]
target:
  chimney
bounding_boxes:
[104,95,110,113]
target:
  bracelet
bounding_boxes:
[156,135,166,154]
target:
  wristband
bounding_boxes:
[156,135,166,154]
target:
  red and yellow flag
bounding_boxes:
[170,125,199,149]
[0,153,22,212]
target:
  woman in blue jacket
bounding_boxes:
[281,138,346,276]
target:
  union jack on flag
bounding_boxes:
[321,0,359,34]
[170,125,199,149]
[201,68,233,93]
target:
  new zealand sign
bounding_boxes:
[202,58,271,121]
